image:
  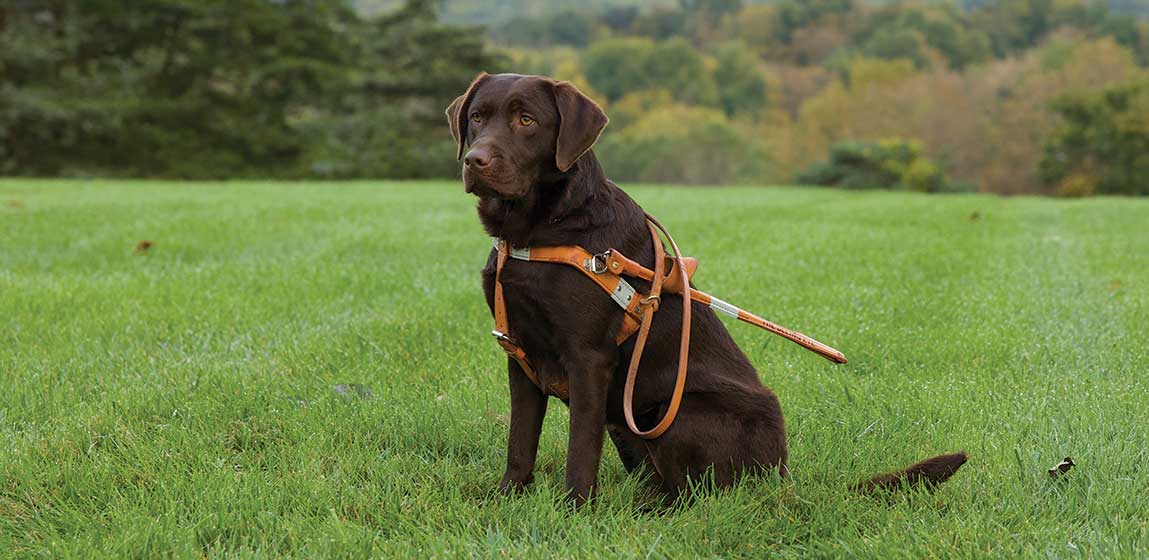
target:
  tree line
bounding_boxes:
[499,0,1149,196]
[3,0,1149,195]
[1,0,502,179]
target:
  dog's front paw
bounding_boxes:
[563,483,596,507]
[497,473,533,494]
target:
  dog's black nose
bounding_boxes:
[465,148,492,168]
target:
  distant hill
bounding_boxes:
[957,0,1149,16]
[355,0,1149,26]
[353,0,674,25]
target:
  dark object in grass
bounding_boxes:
[966,211,981,221]
[134,240,153,254]
[334,384,373,399]
[446,73,967,505]
[855,452,969,492]
[6,200,23,209]
[1048,457,1075,479]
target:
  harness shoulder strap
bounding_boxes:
[500,243,644,344]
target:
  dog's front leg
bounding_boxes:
[499,358,548,493]
[564,350,614,505]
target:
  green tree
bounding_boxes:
[965,0,1149,62]
[795,139,964,193]
[305,0,507,178]
[582,38,659,101]
[680,0,744,16]
[491,10,598,48]
[582,38,718,106]
[598,105,766,185]
[971,0,1056,57]
[712,42,768,117]
[851,3,991,69]
[859,26,933,68]
[646,39,720,106]
[630,6,687,40]
[774,0,855,44]
[0,0,501,178]
[680,0,744,44]
[1,0,359,177]
[1040,80,1149,196]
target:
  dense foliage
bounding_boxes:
[0,0,503,178]
[598,105,765,185]
[795,139,970,193]
[495,0,1149,194]
[1040,80,1149,196]
[5,0,1149,194]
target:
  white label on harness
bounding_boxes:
[612,279,637,309]
[492,239,531,260]
[710,296,740,318]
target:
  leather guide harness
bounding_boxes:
[492,214,847,440]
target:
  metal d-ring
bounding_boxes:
[585,251,611,274]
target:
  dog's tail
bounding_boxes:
[854,452,968,493]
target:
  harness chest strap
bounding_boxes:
[492,239,651,398]
[497,243,647,345]
[493,241,567,397]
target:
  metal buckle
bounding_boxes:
[491,330,518,354]
[585,251,610,274]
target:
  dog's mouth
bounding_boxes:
[464,167,530,199]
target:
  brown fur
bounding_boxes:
[855,452,969,492]
[446,73,966,504]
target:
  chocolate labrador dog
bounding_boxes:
[446,73,966,504]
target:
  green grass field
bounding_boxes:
[2,180,1147,558]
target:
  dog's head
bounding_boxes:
[446,73,608,199]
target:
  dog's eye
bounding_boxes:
[519,114,535,127]
[470,111,482,124]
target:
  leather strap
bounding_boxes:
[622,216,690,439]
[689,292,846,364]
[493,240,568,397]
[492,239,648,400]
[501,244,644,345]
[604,241,847,364]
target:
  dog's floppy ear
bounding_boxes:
[446,72,490,160]
[553,81,609,172]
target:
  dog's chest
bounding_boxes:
[495,259,574,343]
[482,256,623,381]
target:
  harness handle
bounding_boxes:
[622,215,691,439]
